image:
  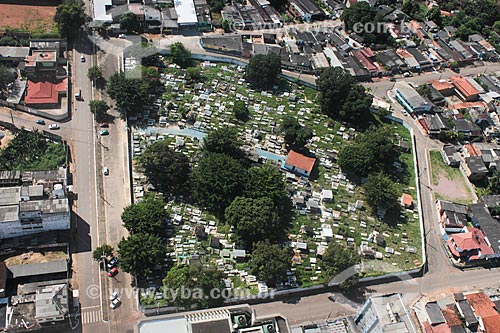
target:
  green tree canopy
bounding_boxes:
[120,12,140,33]
[169,42,193,68]
[0,65,16,91]
[88,100,109,121]
[487,171,500,195]
[317,67,355,119]
[280,115,313,149]
[118,233,166,278]
[202,126,243,159]
[191,153,246,217]
[138,140,190,194]
[339,85,373,124]
[186,67,204,82]
[87,66,103,81]
[106,71,148,116]
[225,196,283,250]
[233,100,250,122]
[54,0,86,40]
[364,173,400,211]
[321,242,361,288]
[342,1,377,32]
[121,195,167,236]
[92,244,114,261]
[244,54,281,90]
[163,265,225,309]
[248,242,291,287]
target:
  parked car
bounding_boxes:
[36,119,45,125]
[49,123,60,130]
[107,257,118,269]
[103,167,109,176]
[118,34,126,39]
[75,88,82,101]
[100,129,109,135]
[80,54,85,62]
[389,77,396,82]
[109,291,119,301]
[107,267,118,277]
[100,123,109,128]
[110,298,121,309]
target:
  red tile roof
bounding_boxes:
[401,193,413,206]
[447,227,494,260]
[483,315,500,333]
[354,50,377,72]
[431,80,454,92]
[25,79,67,105]
[285,150,316,173]
[466,293,498,318]
[442,305,462,327]
[450,76,480,98]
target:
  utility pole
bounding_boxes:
[9,109,14,125]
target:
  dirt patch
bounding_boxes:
[0,3,58,33]
[5,251,67,266]
[434,175,471,201]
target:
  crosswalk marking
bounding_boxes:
[82,309,102,324]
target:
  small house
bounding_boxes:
[401,193,413,209]
[283,150,316,178]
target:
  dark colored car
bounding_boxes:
[107,257,118,269]
[36,119,45,125]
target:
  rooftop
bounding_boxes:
[285,150,316,173]
[0,46,30,59]
[174,0,198,25]
[450,76,480,98]
[25,50,57,67]
[35,283,69,322]
[25,79,67,105]
[7,259,68,278]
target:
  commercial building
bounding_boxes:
[394,81,433,113]
[137,305,291,333]
[174,0,198,28]
[0,168,70,240]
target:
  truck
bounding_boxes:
[75,88,82,101]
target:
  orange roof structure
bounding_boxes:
[450,101,489,110]
[431,80,454,92]
[285,150,316,173]
[442,305,462,327]
[450,76,480,99]
[25,79,67,105]
[447,227,494,260]
[464,144,481,157]
[483,315,500,333]
[401,193,413,207]
[466,293,498,318]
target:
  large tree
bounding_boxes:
[162,265,225,309]
[487,171,500,195]
[169,42,192,68]
[321,242,361,288]
[106,72,148,116]
[225,196,283,250]
[364,173,399,211]
[233,100,250,122]
[54,0,86,40]
[120,12,140,33]
[191,153,245,217]
[118,233,166,278]
[280,115,313,149]
[244,54,281,90]
[317,67,355,119]
[244,164,293,227]
[121,195,167,236]
[138,140,190,194]
[87,66,103,81]
[342,1,377,32]
[0,65,16,92]
[202,126,243,159]
[88,100,109,121]
[92,244,114,262]
[248,242,291,287]
[339,85,373,124]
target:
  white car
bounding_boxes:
[103,167,109,176]
[118,34,126,39]
[110,298,121,309]
[109,291,119,301]
[48,124,60,130]
[80,54,85,62]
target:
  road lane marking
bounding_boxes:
[81,309,102,324]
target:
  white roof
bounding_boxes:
[321,189,333,199]
[174,0,198,25]
[322,227,333,237]
[138,317,188,333]
[323,47,344,69]
[93,0,113,22]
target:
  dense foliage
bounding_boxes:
[341,2,394,45]
[248,242,292,287]
[106,72,148,116]
[364,173,400,211]
[138,140,191,194]
[89,100,109,121]
[54,0,86,40]
[92,244,114,262]
[0,65,16,92]
[0,130,66,171]
[87,66,103,81]
[162,265,225,309]
[118,233,166,278]
[245,54,282,90]
[233,100,250,121]
[321,242,361,288]
[202,126,243,159]
[169,42,193,68]
[120,12,141,33]
[280,116,313,149]
[121,195,167,236]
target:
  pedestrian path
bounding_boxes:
[81,309,102,324]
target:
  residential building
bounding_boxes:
[465,292,500,333]
[194,0,212,31]
[441,145,460,167]
[24,79,68,108]
[462,156,488,181]
[0,46,30,64]
[287,0,324,22]
[283,150,316,178]
[137,305,291,333]
[174,0,198,28]
[400,193,413,209]
[446,227,494,262]
[0,168,70,239]
[450,76,481,101]
[353,293,417,333]
[394,81,433,113]
[92,0,113,24]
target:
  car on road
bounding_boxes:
[108,267,118,277]
[328,295,336,302]
[389,77,396,82]
[103,167,109,176]
[100,129,109,136]
[109,291,119,301]
[107,256,118,269]
[118,34,126,39]
[80,55,85,62]
[36,119,45,125]
[100,123,109,128]
[49,124,60,130]
[110,297,121,309]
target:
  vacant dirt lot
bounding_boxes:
[0,3,57,33]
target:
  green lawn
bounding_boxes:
[429,150,464,185]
